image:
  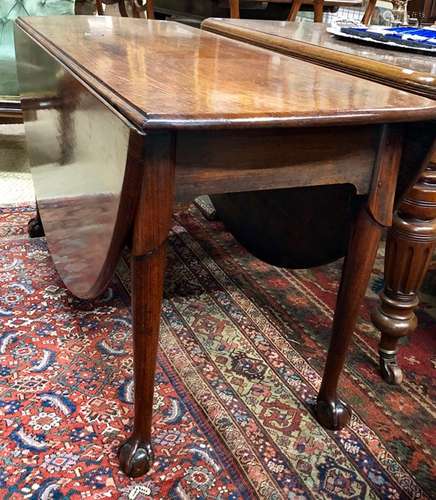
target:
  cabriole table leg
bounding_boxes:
[316,123,403,428]
[316,207,383,429]
[118,247,167,477]
[371,161,436,384]
[118,132,175,477]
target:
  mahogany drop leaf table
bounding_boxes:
[14,16,436,477]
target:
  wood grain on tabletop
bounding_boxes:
[15,16,436,130]
[202,19,436,99]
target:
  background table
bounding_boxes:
[15,16,436,476]
[203,18,436,385]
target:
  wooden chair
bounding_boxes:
[287,0,378,24]
[117,0,365,24]
[287,0,325,22]
[229,0,364,23]
[96,0,155,18]
[362,0,377,23]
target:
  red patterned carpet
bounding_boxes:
[0,204,435,498]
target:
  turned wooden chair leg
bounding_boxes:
[117,0,129,17]
[118,133,175,477]
[288,0,304,21]
[371,162,436,385]
[129,0,153,18]
[229,0,240,18]
[362,0,377,24]
[313,0,324,22]
[315,207,383,429]
[95,0,105,15]
[287,0,323,22]
[146,0,154,19]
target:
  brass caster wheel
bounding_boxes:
[380,349,403,385]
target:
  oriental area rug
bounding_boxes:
[0,204,435,499]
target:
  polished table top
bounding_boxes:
[202,18,436,99]
[16,16,436,130]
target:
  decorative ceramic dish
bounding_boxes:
[327,24,436,54]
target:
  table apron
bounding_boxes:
[174,126,378,201]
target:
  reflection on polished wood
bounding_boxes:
[15,16,436,476]
[17,16,436,128]
[203,19,436,99]
[15,26,143,298]
[202,18,436,385]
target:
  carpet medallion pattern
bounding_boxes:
[0,205,435,499]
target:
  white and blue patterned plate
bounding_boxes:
[327,24,436,55]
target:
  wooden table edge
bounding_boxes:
[16,17,436,131]
[202,18,436,101]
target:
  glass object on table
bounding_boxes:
[390,0,410,25]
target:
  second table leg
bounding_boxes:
[315,207,383,429]
[316,124,404,429]
[371,162,436,384]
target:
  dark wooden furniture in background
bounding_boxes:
[363,0,436,25]
[95,0,155,18]
[93,0,375,31]
[130,0,364,25]
[0,99,22,124]
[409,0,436,23]
[203,18,436,385]
[15,16,436,477]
